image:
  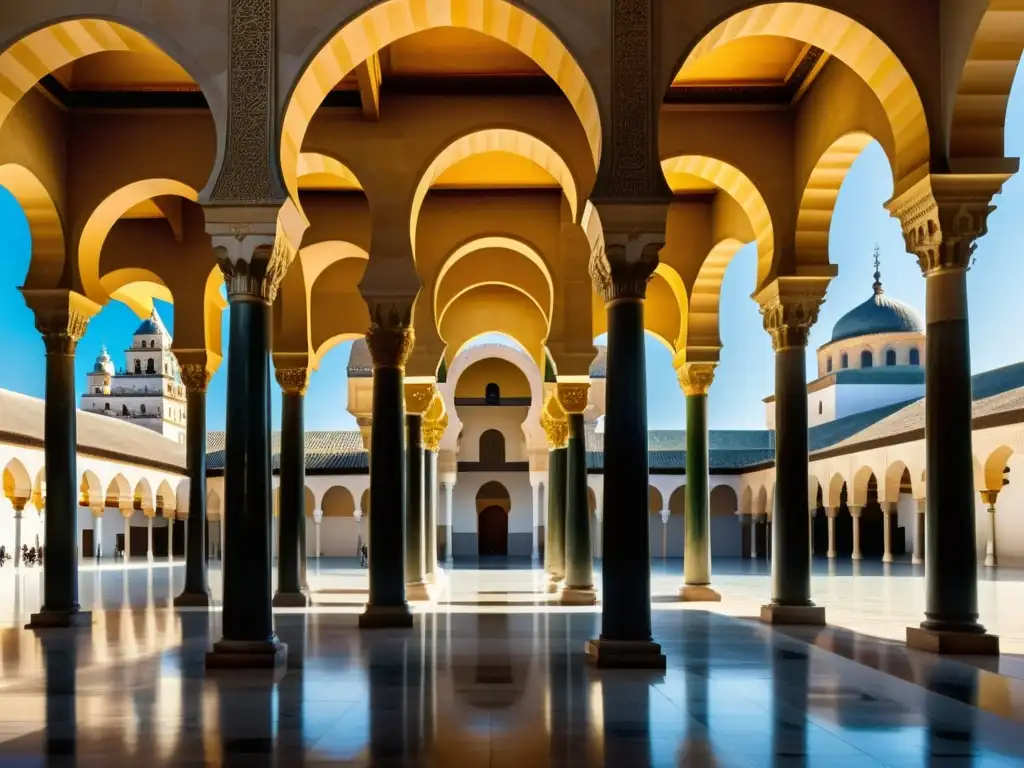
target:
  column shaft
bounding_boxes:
[827,512,836,559]
[274,390,306,604]
[39,341,79,617]
[851,508,863,561]
[440,482,452,562]
[683,393,711,587]
[599,298,652,639]
[423,448,438,579]
[913,501,925,564]
[405,414,426,589]
[220,298,275,643]
[882,503,894,563]
[545,448,567,580]
[562,412,593,596]
[770,346,813,607]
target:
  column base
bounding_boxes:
[851,552,862,561]
[174,590,212,608]
[205,638,288,670]
[585,639,666,670]
[760,604,826,626]
[560,586,597,606]
[26,609,92,630]
[545,574,564,594]
[679,585,721,602]
[882,554,893,563]
[405,580,432,602]
[912,555,923,564]
[359,603,414,629]
[826,551,836,559]
[272,590,311,608]
[906,626,1000,655]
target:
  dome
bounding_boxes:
[830,250,923,343]
[93,345,114,375]
[133,309,168,339]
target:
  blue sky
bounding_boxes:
[2,63,1023,434]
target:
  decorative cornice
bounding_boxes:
[179,363,213,394]
[540,394,569,449]
[678,362,717,396]
[366,303,415,371]
[556,382,589,415]
[275,366,309,395]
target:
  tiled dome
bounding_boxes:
[830,251,923,343]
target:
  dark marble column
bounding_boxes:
[360,317,414,628]
[404,410,428,601]
[679,363,720,602]
[175,366,212,607]
[206,255,286,669]
[541,400,568,589]
[913,499,925,565]
[757,280,826,626]
[27,302,91,629]
[274,371,310,607]
[560,385,594,605]
[585,247,665,669]
[422,413,445,580]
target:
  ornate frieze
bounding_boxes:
[180,363,214,394]
[540,394,569,450]
[366,303,415,371]
[556,382,590,415]
[275,366,310,396]
[677,362,717,397]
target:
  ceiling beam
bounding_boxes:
[355,54,381,120]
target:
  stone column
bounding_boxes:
[888,174,1008,653]
[750,514,760,559]
[167,517,175,562]
[359,309,415,629]
[12,501,25,570]
[313,511,322,558]
[440,480,454,563]
[585,225,666,669]
[660,509,669,559]
[826,507,837,559]
[541,396,568,589]
[23,292,95,628]
[849,505,863,561]
[421,401,447,582]
[176,363,212,606]
[146,512,155,562]
[679,362,720,602]
[123,510,132,563]
[404,383,435,602]
[756,277,829,626]
[558,382,595,605]
[913,499,926,564]
[981,491,999,568]
[273,365,310,607]
[530,477,542,560]
[882,502,897,563]
[203,222,292,669]
[92,511,102,560]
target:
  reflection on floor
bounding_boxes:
[0,560,1022,765]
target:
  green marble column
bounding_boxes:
[28,309,89,629]
[175,369,212,607]
[405,412,428,600]
[541,399,568,587]
[680,364,720,601]
[359,321,414,628]
[423,446,439,580]
[274,377,310,607]
[757,281,825,626]
[560,386,595,605]
[207,290,286,667]
[586,278,664,669]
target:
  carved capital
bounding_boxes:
[755,277,830,351]
[540,394,569,449]
[678,362,716,396]
[886,173,1011,276]
[275,366,309,395]
[22,290,98,356]
[366,302,415,371]
[215,233,294,303]
[556,382,590,415]
[179,363,213,393]
[980,489,1000,507]
[588,202,667,303]
[422,410,449,452]
[405,383,436,415]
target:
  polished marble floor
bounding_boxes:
[0,560,1022,765]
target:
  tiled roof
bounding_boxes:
[207,430,367,473]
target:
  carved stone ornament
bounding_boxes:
[887,174,1009,277]
[275,366,309,395]
[540,394,569,449]
[556,382,590,415]
[678,362,717,397]
[756,279,828,351]
[405,383,436,415]
[210,0,282,204]
[218,234,295,303]
[37,306,90,356]
[366,303,415,370]
[589,231,662,303]
[422,411,449,452]
[179,363,213,393]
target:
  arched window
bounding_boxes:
[134,359,142,374]
[860,350,873,368]
[485,382,500,405]
[146,358,155,374]
[104,403,110,411]
[826,357,833,373]
[841,353,849,369]
[140,404,146,415]
[909,347,920,366]
[479,429,506,465]
[885,348,897,366]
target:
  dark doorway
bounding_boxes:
[478,506,508,556]
[82,528,95,559]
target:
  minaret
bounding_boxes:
[872,243,883,296]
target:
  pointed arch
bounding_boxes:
[0,164,65,289]
[2,458,31,502]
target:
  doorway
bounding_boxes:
[478,506,508,556]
